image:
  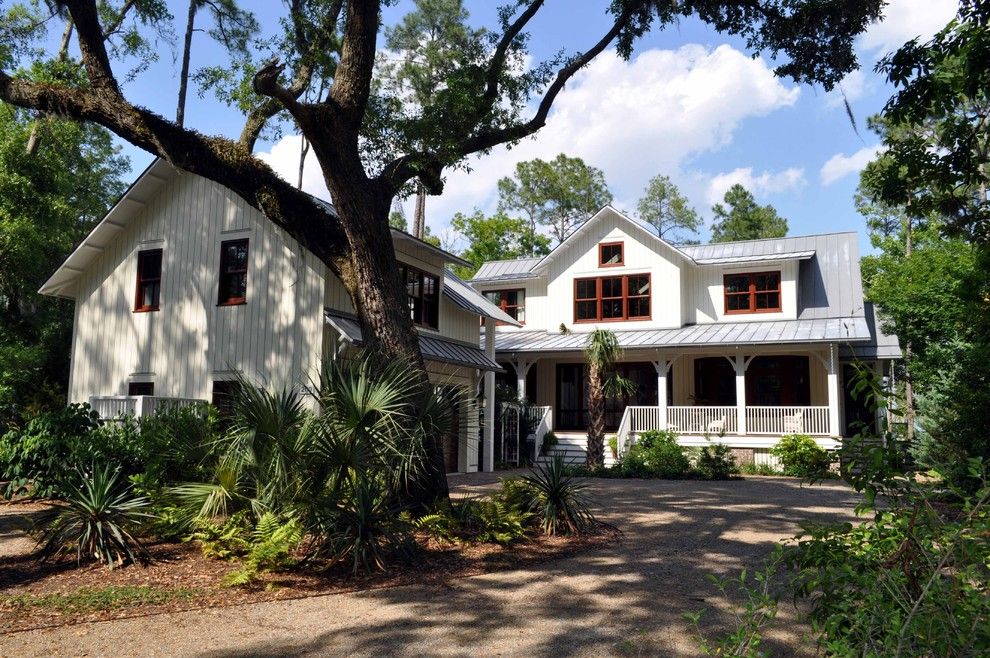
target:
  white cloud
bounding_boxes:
[820,145,883,186]
[859,0,957,55]
[825,68,868,107]
[704,167,807,206]
[257,44,801,233]
[256,135,330,200]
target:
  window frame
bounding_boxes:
[723,270,782,315]
[133,249,162,312]
[128,381,154,396]
[212,380,241,417]
[400,263,440,330]
[483,288,525,325]
[598,241,624,267]
[217,239,250,307]
[573,273,652,323]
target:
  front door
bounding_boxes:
[556,362,659,432]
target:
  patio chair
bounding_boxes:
[783,411,804,434]
[706,417,726,434]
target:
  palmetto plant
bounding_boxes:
[34,464,152,568]
[584,329,635,468]
[523,456,596,535]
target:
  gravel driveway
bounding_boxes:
[0,475,860,657]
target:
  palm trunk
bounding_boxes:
[586,364,605,468]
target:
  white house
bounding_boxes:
[39,159,516,474]
[470,206,900,466]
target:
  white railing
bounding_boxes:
[527,406,553,460]
[746,406,830,436]
[89,395,206,419]
[667,406,739,435]
[615,407,634,456]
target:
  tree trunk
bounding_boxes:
[586,365,605,468]
[25,19,74,155]
[297,136,310,189]
[413,182,426,238]
[176,0,197,127]
[903,220,915,443]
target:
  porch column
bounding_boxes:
[734,354,747,436]
[652,357,670,430]
[512,358,535,401]
[482,317,496,473]
[827,342,840,438]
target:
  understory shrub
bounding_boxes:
[619,429,690,478]
[695,443,737,480]
[454,497,530,545]
[521,456,596,535]
[770,434,832,478]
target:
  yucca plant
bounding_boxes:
[34,464,153,568]
[523,456,596,535]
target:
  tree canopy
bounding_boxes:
[497,154,612,245]
[709,184,788,242]
[450,209,550,279]
[635,174,700,243]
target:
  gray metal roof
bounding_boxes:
[490,317,872,354]
[472,257,543,282]
[325,309,502,371]
[840,302,902,360]
[693,250,815,265]
[443,270,521,325]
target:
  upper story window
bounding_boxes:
[599,241,624,267]
[401,263,439,330]
[483,289,525,324]
[574,274,651,322]
[724,271,781,314]
[134,249,162,312]
[128,381,154,396]
[218,239,249,306]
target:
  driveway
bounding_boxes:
[0,475,860,657]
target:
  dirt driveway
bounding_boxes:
[0,475,860,657]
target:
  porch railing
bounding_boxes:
[746,406,830,436]
[89,395,206,419]
[667,406,739,435]
[526,406,553,461]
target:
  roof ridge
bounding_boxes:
[680,231,858,248]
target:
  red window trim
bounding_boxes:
[598,241,624,267]
[573,273,651,323]
[401,263,440,330]
[217,239,249,307]
[485,289,526,326]
[134,248,162,313]
[723,271,782,315]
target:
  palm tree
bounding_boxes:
[584,329,634,468]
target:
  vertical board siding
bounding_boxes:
[70,173,326,402]
[687,260,799,324]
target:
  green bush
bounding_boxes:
[696,443,736,480]
[618,430,690,478]
[33,463,153,568]
[770,434,832,478]
[739,462,782,476]
[522,456,596,535]
[455,497,530,545]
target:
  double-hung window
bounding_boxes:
[401,264,440,329]
[483,289,525,324]
[573,274,651,322]
[218,239,249,306]
[724,271,781,314]
[134,249,162,312]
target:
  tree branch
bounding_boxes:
[62,0,119,93]
[327,0,379,130]
[479,1,545,116]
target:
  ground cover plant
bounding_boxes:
[564,430,738,480]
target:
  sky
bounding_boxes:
[101,0,959,254]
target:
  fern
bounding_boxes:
[412,511,458,545]
[224,514,303,586]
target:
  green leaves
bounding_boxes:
[635,174,700,243]
[450,209,550,278]
[710,183,788,243]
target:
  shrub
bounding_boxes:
[522,456,596,535]
[619,430,690,478]
[739,462,782,476]
[34,463,153,568]
[696,442,736,480]
[540,431,558,455]
[770,434,832,478]
[455,497,530,545]
[224,512,303,585]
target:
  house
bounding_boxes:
[39,159,516,474]
[470,206,900,466]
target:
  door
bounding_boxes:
[556,363,587,431]
[745,356,810,406]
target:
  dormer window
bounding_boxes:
[724,271,781,314]
[599,242,623,267]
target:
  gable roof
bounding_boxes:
[443,269,521,326]
[40,158,472,296]
[472,256,543,283]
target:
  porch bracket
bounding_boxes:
[512,358,536,402]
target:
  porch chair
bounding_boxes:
[783,411,804,434]
[706,417,726,434]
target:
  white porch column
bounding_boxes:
[652,357,670,430]
[482,317,496,473]
[827,342,840,438]
[734,354,747,436]
[512,359,535,402]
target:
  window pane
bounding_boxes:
[725,275,749,294]
[575,300,597,320]
[483,291,499,304]
[504,290,518,305]
[755,292,780,310]
[142,251,162,278]
[601,243,622,265]
[576,279,596,299]
[601,277,622,298]
[727,294,749,311]
[754,273,779,292]
[602,299,623,318]
[628,297,650,318]
[628,275,650,296]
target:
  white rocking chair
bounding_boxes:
[783,411,804,434]
[707,417,726,434]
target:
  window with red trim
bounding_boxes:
[573,274,651,322]
[134,249,162,312]
[482,289,525,324]
[218,239,249,306]
[724,271,781,314]
[401,263,439,329]
[599,241,623,267]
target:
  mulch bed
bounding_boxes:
[0,519,620,634]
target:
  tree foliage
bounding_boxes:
[710,184,788,242]
[450,209,550,279]
[635,174,700,242]
[497,154,612,245]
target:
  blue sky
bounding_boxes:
[102,0,958,254]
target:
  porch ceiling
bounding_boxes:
[489,316,871,355]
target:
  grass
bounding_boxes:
[0,585,201,614]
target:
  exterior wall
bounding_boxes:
[426,361,480,473]
[69,172,326,403]
[683,260,799,324]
